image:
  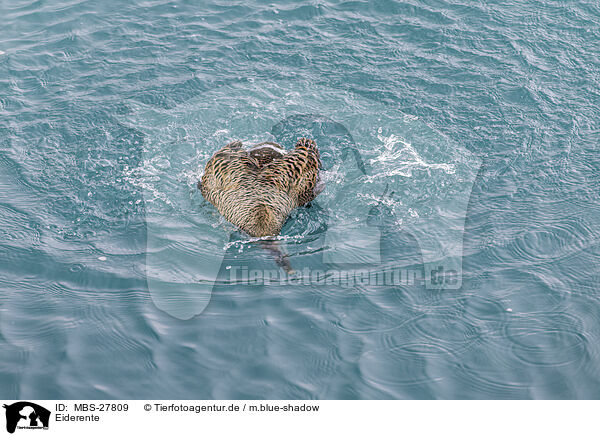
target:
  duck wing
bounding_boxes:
[258,138,321,207]
[200,141,260,197]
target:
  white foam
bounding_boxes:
[369,133,455,178]
[223,232,303,250]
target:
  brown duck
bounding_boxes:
[199,138,323,269]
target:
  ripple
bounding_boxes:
[505,314,587,368]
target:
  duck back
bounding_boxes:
[199,138,321,238]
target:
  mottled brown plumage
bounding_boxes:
[199,138,322,238]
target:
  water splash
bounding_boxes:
[368,131,455,179]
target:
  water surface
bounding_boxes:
[1,0,599,399]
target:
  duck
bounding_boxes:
[198,137,323,269]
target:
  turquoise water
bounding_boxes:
[1,0,599,399]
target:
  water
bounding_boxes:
[1,0,599,399]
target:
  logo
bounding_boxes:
[3,402,50,434]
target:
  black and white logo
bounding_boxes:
[3,402,50,434]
